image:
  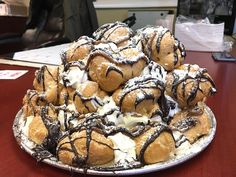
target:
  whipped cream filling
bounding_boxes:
[141,61,167,83]
[58,109,80,130]
[98,97,121,124]
[60,67,87,89]
[95,42,118,52]
[108,132,136,164]
[172,131,191,155]
[173,64,203,81]
[66,103,77,112]
[165,95,181,118]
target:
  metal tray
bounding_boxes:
[13,106,216,176]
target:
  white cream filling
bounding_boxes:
[165,95,181,117]
[122,114,149,128]
[67,103,77,112]
[172,131,191,156]
[95,42,118,51]
[108,132,136,164]
[141,62,167,83]
[58,109,79,130]
[60,67,87,89]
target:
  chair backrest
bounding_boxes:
[22,0,98,49]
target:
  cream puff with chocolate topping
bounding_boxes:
[112,75,164,117]
[73,81,107,114]
[136,26,186,71]
[87,46,148,92]
[169,103,211,144]
[23,106,61,150]
[93,21,134,47]
[33,65,63,105]
[22,90,46,117]
[135,123,175,164]
[61,36,95,63]
[57,130,114,166]
[165,64,216,108]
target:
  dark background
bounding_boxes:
[177,0,236,35]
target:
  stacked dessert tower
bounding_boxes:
[20,22,216,169]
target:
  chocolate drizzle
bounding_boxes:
[92,21,133,44]
[119,76,164,110]
[86,46,149,67]
[32,145,54,162]
[73,91,104,112]
[138,123,172,164]
[106,65,123,77]
[175,134,188,148]
[172,117,198,132]
[40,107,61,154]
[170,65,216,105]
[156,27,169,53]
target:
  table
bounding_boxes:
[0,51,236,177]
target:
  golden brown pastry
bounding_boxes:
[73,81,107,114]
[61,36,95,63]
[112,75,164,117]
[22,90,46,117]
[25,106,61,151]
[169,103,211,143]
[58,87,76,106]
[27,115,50,145]
[93,21,133,47]
[135,123,175,164]
[166,64,216,108]
[87,46,148,92]
[33,65,62,105]
[136,26,186,71]
[57,130,114,166]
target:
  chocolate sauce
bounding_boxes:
[73,91,104,112]
[40,107,61,154]
[32,145,54,162]
[156,28,169,54]
[138,124,172,164]
[172,117,198,132]
[119,76,164,111]
[175,134,188,148]
[105,65,123,77]
[170,65,216,105]
[93,22,133,44]
[134,89,155,109]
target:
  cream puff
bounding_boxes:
[57,129,114,166]
[136,26,186,71]
[165,64,216,108]
[93,21,134,47]
[135,123,175,164]
[87,46,148,92]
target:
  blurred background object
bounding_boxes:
[0,0,98,55]
[177,0,236,35]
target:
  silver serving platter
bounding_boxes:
[13,106,216,176]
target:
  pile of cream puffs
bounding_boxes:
[20,22,216,170]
